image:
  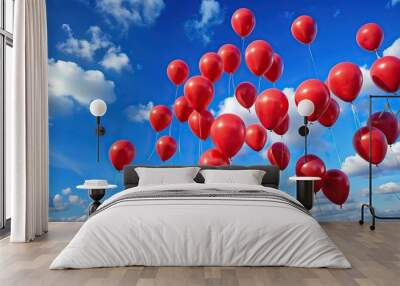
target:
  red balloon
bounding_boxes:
[184,76,214,112]
[149,105,172,132]
[167,59,189,85]
[156,136,177,161]
[218,44,241,74]
[210,114,246,158]
[296,154,326,192]
[318,98,340,127]
[291,15,317,45]
[356,23,384,52]
[245,40,274,76]
[267,142,290,170]
[188,110,214,140]
[328,62,363,103]
[273,114,289,136]
[235,82,257,109]
[295,79,330,122]
[245,124,267,151]
[255,88,289,130]
[173,96,193,122]
[368,111,400,145]
[353,126,388,165]
[199,52,224,83]
[231,8,255,38]
[322,169,350,207]
[198,148,230,166]
[370,56,400,93]
[263,53,284,83]
[109,140,135,171]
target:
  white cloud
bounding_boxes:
[51,194,69,211]
[359,65,384,96]
[68,195,80,204]
[386,0,400,8]
[57,24,111,60]
[62,187,72,195]
[48,59,116,106]
[100,47,130,72]
[333,9,341,18]
[378,182,400,194]
[48,94,75,117]
[311,194,361,221]
[283,11,295,19]
[383,38,400,58]
[53,194,62,204]
[185,0,224,44]
[96,0,165,30]
[341,142,400,176]
[124,101,154,122]
[216,96,258,125]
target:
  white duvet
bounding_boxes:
[50,183,350,269]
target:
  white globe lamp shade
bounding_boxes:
[297,99,315,117]
[90,99,107,117]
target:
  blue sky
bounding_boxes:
[47,0,400,221]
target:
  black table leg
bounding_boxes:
[88,189,105,215]
[296,181,314,210]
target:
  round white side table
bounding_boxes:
[77,180,117,215]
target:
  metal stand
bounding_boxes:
[359,95,400,230]
[88,189,105,215]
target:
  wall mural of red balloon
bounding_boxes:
[126,8,399,211]
[47,1,400,222]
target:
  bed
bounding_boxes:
[50,165,350,269]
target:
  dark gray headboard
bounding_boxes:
[123,165,280,189]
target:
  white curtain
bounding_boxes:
[7,0,49,242]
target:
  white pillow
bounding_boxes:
[135,167,200,186]
[200,169,266,185]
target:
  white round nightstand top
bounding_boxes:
[289,176,321,181]
[77,179,117,190]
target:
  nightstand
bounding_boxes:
[77,180,117,215]
[289,176,321,210]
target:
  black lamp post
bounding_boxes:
[90,99,107,162]
[298,117,310,157]
[297,99,314,157]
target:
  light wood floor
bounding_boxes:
[0,222,399,286]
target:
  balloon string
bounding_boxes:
[307,44,319,79]
[280,135,285,175]
[272,82,276,88]
[168,86,179,136]
[351,103,361,129]
[375,50,380,59]
[146,132,159,161]
[265,129,270,148]
[198,138,201,161]
[228,73,232,97]
[257,77,261,94]
[241,37,245,55]
[354,103,362,128]
[386,97,393,113]
[390,145,400,169]
[178,122,181,154]
[231,73,236,90]
[314,191,322,214]
[329,127,342,166]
